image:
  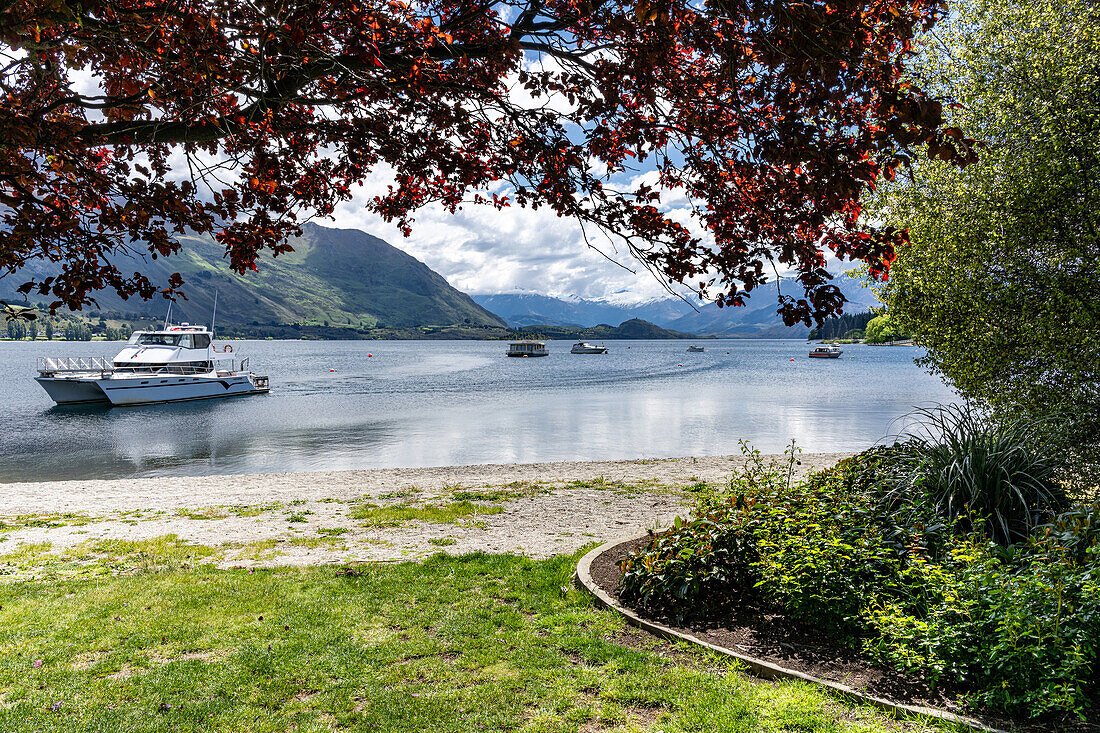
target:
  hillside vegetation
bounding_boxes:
[3,223,506,333]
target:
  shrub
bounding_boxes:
[887,404,1069,545]
[617,438,1099,717]
[621,445,902,632]
[617,509,759,622]
[619,441,801,621]
[865,528,1100,716]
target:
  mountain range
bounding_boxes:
[473,275,880,338]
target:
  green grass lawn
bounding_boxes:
[0,549,950,732]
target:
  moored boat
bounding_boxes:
[687,345,705,352]
[570,342,608,354]
[809,344,843,359]
[506,340,548,357]
[36,323,269,406]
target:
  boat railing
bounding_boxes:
[37,356,113,375]
[40,356,253,376]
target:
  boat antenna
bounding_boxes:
[210,290,218,339]
[162,300,172,330]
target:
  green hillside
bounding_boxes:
[516,318,695,340]
[3,223,507,331]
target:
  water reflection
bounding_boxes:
[0,339,956,482]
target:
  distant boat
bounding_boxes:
[507,340,548,357]
[809,344,843,359]
[687,345,705,352]
[570,342,608,354]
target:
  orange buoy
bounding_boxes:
[329,368,336,372]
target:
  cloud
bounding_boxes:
[330,186,689,303]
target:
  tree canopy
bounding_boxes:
[0,0,974,324]
[872,0,1100,469]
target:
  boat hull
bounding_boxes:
[35,377,109,405]
[506,352,548,357]
[570,348,607,354]
[98,374,267,405]
[808,352,843,359]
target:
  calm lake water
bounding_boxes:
[0,339,955,483]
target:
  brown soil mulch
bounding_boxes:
[589,536,1100,733]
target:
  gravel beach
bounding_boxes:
[0,453,849,570]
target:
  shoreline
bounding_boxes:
[0,453,850,572]
[0,453,849,515]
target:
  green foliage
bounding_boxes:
[63,322,92,341]
[864,315,907,344]
[870,0,1100,478]
[887,405,1069,545]
[103,324,133,341]
[864,524,1100,716]
[620,438,1099,716]
[617,510,760,622]
[5,318,27,340]
[621,444,900,632]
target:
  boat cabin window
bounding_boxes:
[191,334,211,349]
[136,333,181,346]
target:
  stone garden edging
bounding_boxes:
[574,535,1004,733]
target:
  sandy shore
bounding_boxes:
[1,453,848,571]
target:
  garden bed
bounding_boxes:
[588,535,1100,733]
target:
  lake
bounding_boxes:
[0,339,955,483]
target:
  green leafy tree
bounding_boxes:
[864,314,907,344]
[44,321,53,340]
[6,317,26,339]
[872,0,1100,475]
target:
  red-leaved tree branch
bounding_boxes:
[0,0,976,324]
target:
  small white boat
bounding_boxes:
[687,345,705,352]
[809,344,843,359]
[36,323,269,406]
[506,340,548,357]
[570,342,608,354]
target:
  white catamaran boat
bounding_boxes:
[36,322,269,406]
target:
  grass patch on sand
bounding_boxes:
[562,477,667,496]
[176,507,230,521]
[452,481,551,503]
[0,513,97,532]
[0,551,944,733]
[350,501,503,528]
[233,539,280,562]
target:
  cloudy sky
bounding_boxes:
[327,174,700,306]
